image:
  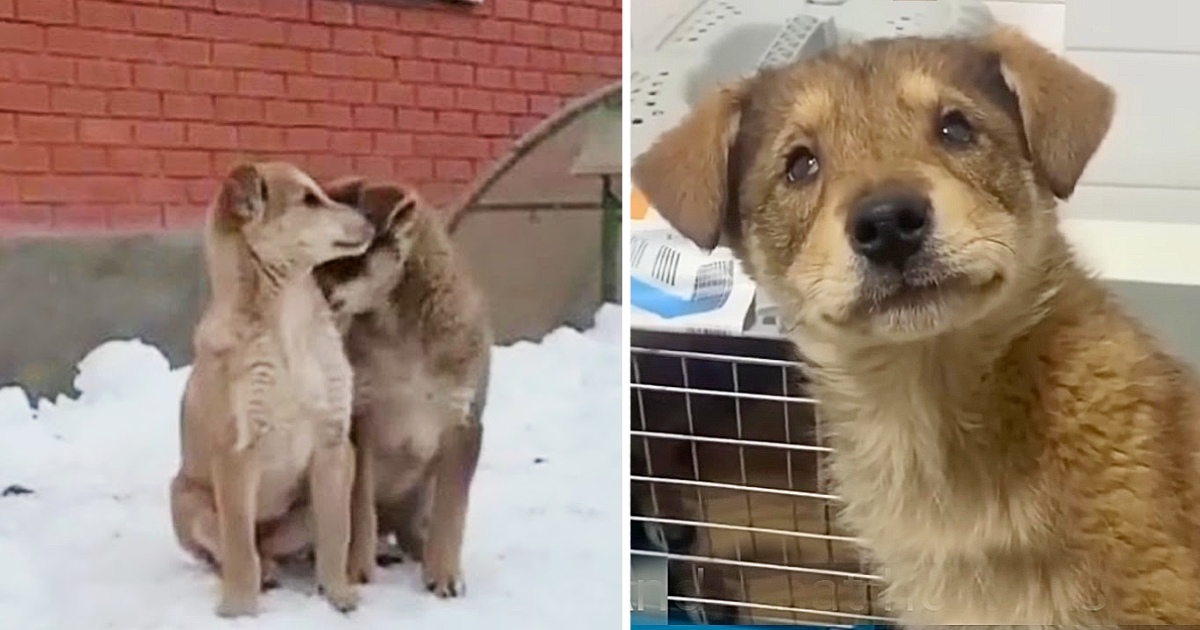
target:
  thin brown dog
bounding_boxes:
[313,178,491,597]
[169,161,373,617]
[634,27,1200,626]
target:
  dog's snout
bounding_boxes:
[847,192,931,269]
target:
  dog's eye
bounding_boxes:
[303,190,321,207]
[938,110,976,147]
[785,146,820,184]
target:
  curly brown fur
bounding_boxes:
[634,27,1200,626]
[169,161,372,617]
[314,177,492,597]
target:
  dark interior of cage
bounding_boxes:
[630,330,883,626]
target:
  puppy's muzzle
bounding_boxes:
[847,189,931,271]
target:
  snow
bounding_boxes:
[0,305,623,630]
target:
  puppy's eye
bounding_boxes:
[938,110,976,147]
[303,190,321,207]
[785,146,820,184]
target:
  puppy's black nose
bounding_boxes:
[847,192,931,269]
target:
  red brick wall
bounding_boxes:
[0,0,621,233]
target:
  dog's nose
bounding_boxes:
[847,192,931,269]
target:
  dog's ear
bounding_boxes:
[360,183,418,234]
[219,163,267,220]
[985,27,1115,199]
[323,175,368,207]
[631,82,746,250]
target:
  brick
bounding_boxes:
[0,144,50,172]
[80,118,135,144]
[0,82,49,111]
[548,28,579,51]
[495,0,530,20]
[162,0,213,9]
[50,87,106,114]
[109,148,162,174]
[17,114,75,143]
[395,109,434,133]
[435,111,472,135]
[188,123,239,149]
[353,4,395,28]
[332,27,374,54]
[329,130,372,155]
[456,88,492,113]
[109,90,162,117]
[310,0,352,25]
[0,113,12,140]
[0,23,43,52]
[310,102,351,127]
[214,96,262,122]
[264,100,308,126]
[213,0,260,14]
[164,203,206,229]
[563,53,594,74]
[22,176,135,203]
[375,82,414,106]
[286,74,332,101]
[190,13,284,46]
[435,159,473,182]
[476,68,512,90]
[285,127,329,152]
[397,60,435,83]
[76,60,131,88]
[53,205,111,230]
[286,23,330,50]
[475,113,511,137]
[237,70,285,97]
[353,105,393,130]
[14,54,74,84]
[529,2,564,25]
[373,132,412,155]
[136,177,189,203]
[160,38,211,65]
[492,91,526,114]
[237,125,284,151]
[394,157,432,181]
[530,93,562,115]
[261,0,308,21]
[164,93,215,120]
[0,0,12,18]
[135,7,188,34]
[162,149,212,176]
[513,70,544,92]
[529,49,563,72]
[134,63,187,91]
[78,1,135,30]
[376,33,414,58]
[307,154,355,179]
[417,85,453,110]
[188,68,237,94]
[546,72,579,95]
[16,0,73,24]
[52,147,108,173]
[513,23,547,46]
[133,120,185,146]
[0,204,52,232]
[325,78,372,104]
[494,46,529,69]
[598,8,621,32]
[437,62,473,87]
[108,204,165,231]
[566,6,599,29]
[352,155,392,179]
[311,52,393,80]
[211,42,263,70]
[476,20,513,43]
[418,37,455,61]
[583,32,614,54]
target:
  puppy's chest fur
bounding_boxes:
[238,280,353,462]
[345,314,474,502]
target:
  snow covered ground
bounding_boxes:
[0,305,623,630]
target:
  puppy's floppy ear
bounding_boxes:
[219,163,267,220]
[323,175,368,207]
[360,183,418,233]
[985,26,1115,199]
[631,81,746,250]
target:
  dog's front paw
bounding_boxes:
[348,554,376,584]
[318,583,360,613]
[216,592,259,618]
[423,565,465,598]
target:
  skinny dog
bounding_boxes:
[169,162,373,617]
[314,178,491,597]
[634,27,1200,626]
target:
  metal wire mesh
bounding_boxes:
[629,329,890,627]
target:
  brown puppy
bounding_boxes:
[169,162,372,617]
[313,178,491,597]
[634,27,1200,626]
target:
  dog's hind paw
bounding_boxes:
[318,583,360,613]
[215,593,259,618]
[423,571,465,598]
